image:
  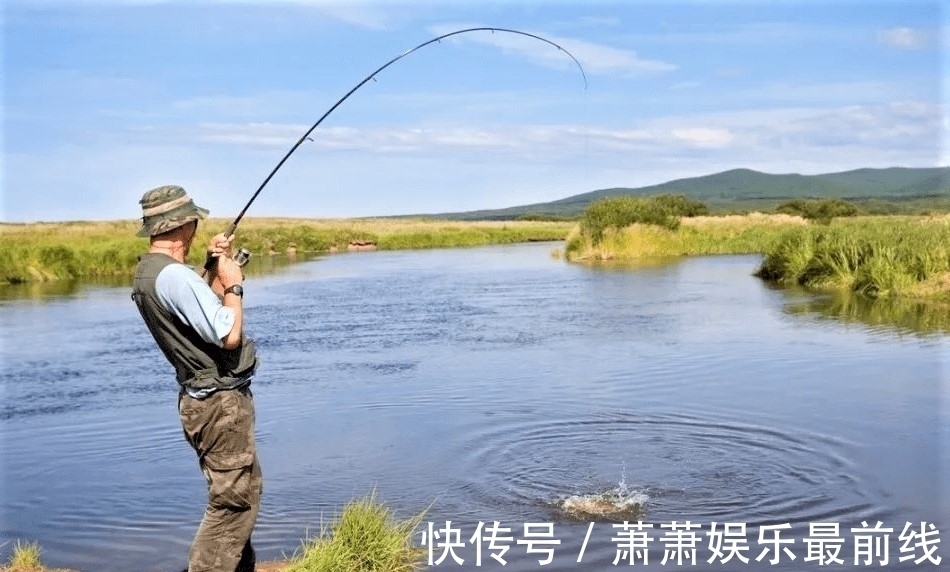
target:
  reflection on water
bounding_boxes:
[0,277,103,301]
[784,291,950,335]
[0,253,318,302]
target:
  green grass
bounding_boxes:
[2,540,43,572]
[286,492,426,572]
[755,216,950,299]
[0,218,573,285]
[565,207,950,301]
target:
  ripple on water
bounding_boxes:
[452,411,882,526]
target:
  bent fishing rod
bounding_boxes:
[214,27,587,264]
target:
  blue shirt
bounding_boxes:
[154,263,235,347]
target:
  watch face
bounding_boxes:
[227,285,244,296]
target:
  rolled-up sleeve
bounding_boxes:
[155,264,235,346]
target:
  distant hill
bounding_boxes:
[424,167,950,220]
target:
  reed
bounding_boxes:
[286,492,426,572]
[0,219,573,284]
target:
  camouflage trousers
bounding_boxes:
[179,386,263,572]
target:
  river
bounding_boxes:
[1,243,946,570]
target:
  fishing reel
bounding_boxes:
[204,247,251,272]
[233,247,251,267]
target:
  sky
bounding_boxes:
[1,0,947,222]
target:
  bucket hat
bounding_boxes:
[136,185,209,237]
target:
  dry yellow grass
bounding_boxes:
[564,212,808,263]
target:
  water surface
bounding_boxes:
[1,243,946,570]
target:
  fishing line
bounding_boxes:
[222,26,588,238]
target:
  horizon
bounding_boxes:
[3,1,947,223]
[4,164,945,224]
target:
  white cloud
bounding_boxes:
[304,1,391,30]
[182,100,937,164]
[428,25,676,77]
[671,128,734,148]
[877,27,928,50]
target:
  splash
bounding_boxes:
[556,463,648,521]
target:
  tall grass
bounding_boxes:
[287,492,426,572]
[0,219,573,284]
[755,216,950,299]
[1,540,43,572]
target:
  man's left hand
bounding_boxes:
[207,233,235,260]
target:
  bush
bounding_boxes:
[652,194,709,217]
[776,199,858,223]
[581,196,683,243]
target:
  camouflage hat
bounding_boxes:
[136,185,210,237]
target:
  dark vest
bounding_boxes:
[132,252,258,392]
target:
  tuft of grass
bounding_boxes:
[286,492,427,572]
[2,540,44,572]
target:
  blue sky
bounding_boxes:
[2,0,947,222]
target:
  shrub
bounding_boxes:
[652,194,709,217]
[581,196,682,243]
[776,199,858,223]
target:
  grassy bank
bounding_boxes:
[0,218,573,284]
[564,195,950,300]
[1,494,425,572]
[564,213,808,262]
[755,216,950,299]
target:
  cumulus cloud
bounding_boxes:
[877,27,928,50]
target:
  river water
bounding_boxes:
[1,243,947,571]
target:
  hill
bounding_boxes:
[425,167,950,220]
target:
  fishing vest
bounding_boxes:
[132,252,258,393]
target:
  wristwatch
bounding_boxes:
[223,284,244,298]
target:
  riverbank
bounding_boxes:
[564,212,950,301]
[2,494,425,572]
[0,218,573,285]
[564,212,808,262]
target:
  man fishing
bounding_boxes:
[131,185,261,572]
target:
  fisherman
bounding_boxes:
[131,185,261,572]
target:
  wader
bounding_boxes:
[133,253,262,572]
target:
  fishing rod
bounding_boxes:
[216,26,587,259]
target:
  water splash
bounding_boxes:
[556,462,648,521]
